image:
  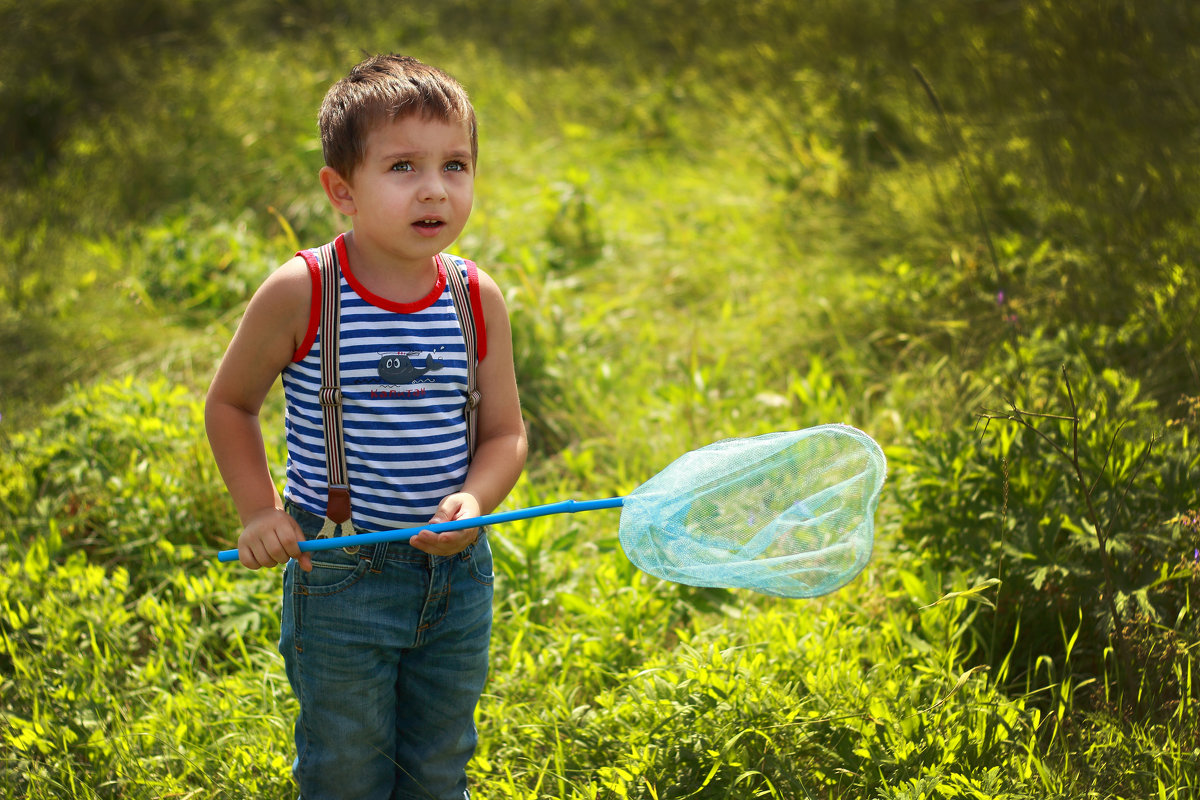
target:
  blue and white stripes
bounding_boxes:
[282,250,473,531]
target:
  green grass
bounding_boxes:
[3,2,1199,797]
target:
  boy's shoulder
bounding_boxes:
[256,254,314,305]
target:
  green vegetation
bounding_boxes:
[2,1,1198,797]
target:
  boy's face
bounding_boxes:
[334,114,475,267]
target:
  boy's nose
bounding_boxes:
[419,175,448,202]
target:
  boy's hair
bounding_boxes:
[319,54,477,179]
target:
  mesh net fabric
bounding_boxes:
[618,425,886,598]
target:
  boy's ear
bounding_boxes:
[320,166,357,216]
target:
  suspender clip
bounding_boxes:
[325,485,352,525]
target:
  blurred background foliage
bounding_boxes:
[2,0,1197,418]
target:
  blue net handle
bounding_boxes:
[216,497,624,562]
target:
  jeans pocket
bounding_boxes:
[288,551,371,651]
[463,533,495,587]
[296,550,370,597]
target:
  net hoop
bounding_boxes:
[618,425,886,598]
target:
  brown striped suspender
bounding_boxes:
[315,241,353,539]
[314,245,479,539]
[440,253,482,457]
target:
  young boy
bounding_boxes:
[205,54,527,799]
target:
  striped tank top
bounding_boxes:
[281,234,487,532]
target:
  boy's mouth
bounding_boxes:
[413,217,446,237]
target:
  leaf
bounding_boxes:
[923,665,990,713]
[920,578,1002,609]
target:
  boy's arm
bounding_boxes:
[412,268,529,555]
[205,257,314,571]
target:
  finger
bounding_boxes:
[239,547,260,570]
[410,529,438,549]
[264,531,291,567]
[244,540,270,570]
[257,539,283,568]
[436,532,459,550]
[432,494,467,523]
[409,528,474,556]
[278,518,308,568]
[281,527,305,561]
[410,529,454,555]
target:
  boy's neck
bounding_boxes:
[343,231,440,304]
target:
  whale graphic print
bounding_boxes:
[377,352,444,385]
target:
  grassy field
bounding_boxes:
[2,2,1198,797]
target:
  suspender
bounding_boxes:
[440,253,482,457]
[314,241,353,539]
[314,245,480,538]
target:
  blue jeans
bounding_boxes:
[279,503,494,800]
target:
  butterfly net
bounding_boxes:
[618,425,886,598]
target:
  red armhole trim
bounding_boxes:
[293,251,322,362]
[465,260,488,361]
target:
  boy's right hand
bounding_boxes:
[238,508,312,572]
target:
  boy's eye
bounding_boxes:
[390,161,414,172]
[444,160,469,173]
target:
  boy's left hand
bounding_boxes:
[410,492,481,556]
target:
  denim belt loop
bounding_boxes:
[368,541,389,573]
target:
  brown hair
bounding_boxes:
[318,54,477,179]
